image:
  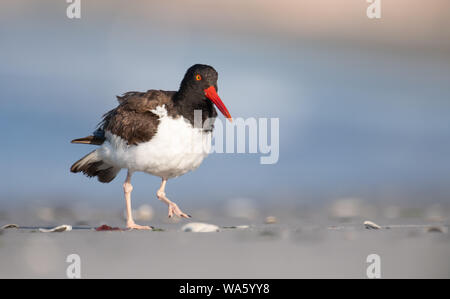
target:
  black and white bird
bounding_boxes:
[70,64,231,230]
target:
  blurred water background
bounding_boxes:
[0,0,449,223]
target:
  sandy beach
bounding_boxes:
[1,205,449,278]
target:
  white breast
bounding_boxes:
[98,106,212,179]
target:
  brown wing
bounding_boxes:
[100,90,177,145]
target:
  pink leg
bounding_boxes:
[156,179,191,218]
[124,171,152,230]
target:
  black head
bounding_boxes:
[179,64,219,94]
[177,64,231,121]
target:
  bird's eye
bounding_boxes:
[195,74,202,81]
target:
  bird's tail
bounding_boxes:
[70,150,120,183]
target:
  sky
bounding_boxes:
[0,0,449,209]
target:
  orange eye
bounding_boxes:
[195,74,202,81]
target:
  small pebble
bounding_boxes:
[222,225,249,229]
[364,221,382,230]
[426,226,447,234]
[265,216,277,224]
[1,224,19,229]
[39,224,72,233]
[182,222,219,232]
[236,225,250,229]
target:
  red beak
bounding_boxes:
[204,86,232,122]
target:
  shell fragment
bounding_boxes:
[39,225,72,233]
[364,221,382,230]
[182,222,219,232]
[1,224,19,229]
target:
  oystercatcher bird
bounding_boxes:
[70,64,231,230]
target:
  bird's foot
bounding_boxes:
[126,221,152,230]
[168,202,191,219]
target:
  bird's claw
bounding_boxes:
[168,202,191,219]
[126,222,152,230]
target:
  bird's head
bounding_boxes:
[178,64,232,121]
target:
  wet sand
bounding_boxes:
[0,211,449,278]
